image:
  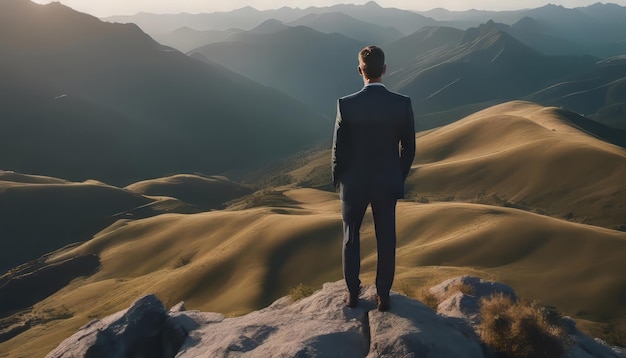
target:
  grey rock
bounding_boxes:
[363,285,484,358]
[47,277,624,358]
[46,294,171,358]
[168,301,186,313]
[561,317,623,358]
[176,281,368,357]
[432,275,517,327]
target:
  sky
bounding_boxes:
[30,0,626,17]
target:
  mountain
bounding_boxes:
[384,26,464,68]
[417,3,626,58]
[307,1,435,36]
[0,0,328,185]
[189,26,365,118]
[518,4,626,58]
[384,23,597,129]
[526,56,626,129]
[416,8,524,26]
[149,26,243,53]
[103,6,276,34]
[286,12,404,44]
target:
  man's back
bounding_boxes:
[333,85,415,201]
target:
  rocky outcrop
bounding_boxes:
[47,277,625,358]
[47,295,182,358]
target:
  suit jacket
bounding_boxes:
[332,84,415,201]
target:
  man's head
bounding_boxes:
[358,46,386,81]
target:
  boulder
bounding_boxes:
[47,295,173,358]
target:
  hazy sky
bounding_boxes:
[31,0,626,16]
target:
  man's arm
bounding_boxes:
[400,98,416,180]
[332,100,345,188]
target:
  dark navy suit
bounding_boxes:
[332,83,415,298]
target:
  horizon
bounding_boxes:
[30,0,626,17]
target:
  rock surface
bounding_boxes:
[47,277,626,358]
[46,295,180,358]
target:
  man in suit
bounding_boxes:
[332,45,415,311]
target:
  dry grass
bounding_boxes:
[448,282,476,296]
[418,290,440,311]
[479,293,568,358]
[289,283,316,302]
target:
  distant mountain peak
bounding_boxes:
[249,18,288,35]
[364,1,382,8]
[461,21,511,44]
[233,5,259,13]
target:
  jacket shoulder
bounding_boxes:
[338,90,364,102]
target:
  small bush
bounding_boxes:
[479,293,567,358]
[173,253,194,268]
[448,282,476,296]
[419,290,439,311]
[289,283,316,302]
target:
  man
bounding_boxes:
[332,45,415,311]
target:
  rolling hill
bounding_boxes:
[2,191,625,356]
[125,174,255,211]
[0,0,328,185]
[254,101,626,230]
[0,171,255,274]
[0,171,152,272]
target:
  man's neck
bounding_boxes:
[363,77,383,85]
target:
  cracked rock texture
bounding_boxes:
[47,277,625,358]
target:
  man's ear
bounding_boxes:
[382,64,387,75]
[358,66,363,75]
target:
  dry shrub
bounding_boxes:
[397,280,414,297]
[418,289,439,311]
[479,293,567,358]
[448,281,476,297]
[289,283,316,302]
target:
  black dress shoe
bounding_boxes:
[377,295,390,311]
[345,291,359,308]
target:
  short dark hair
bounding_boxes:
[359,46,385,79]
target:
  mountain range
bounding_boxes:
[103,2,626,131]
[106,2,626,58]
[0,0,328,185]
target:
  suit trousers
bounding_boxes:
[342,197,397,297]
